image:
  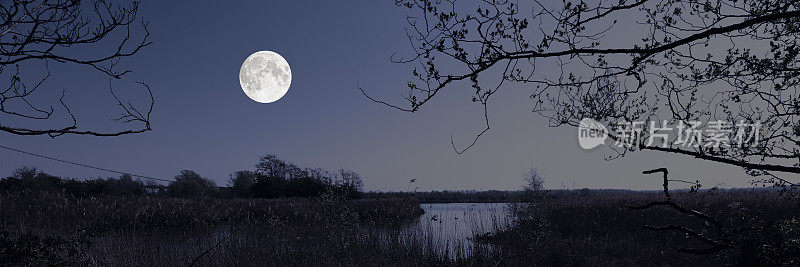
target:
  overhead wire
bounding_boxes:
[0,144,172,183]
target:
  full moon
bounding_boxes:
[239,51,292,103]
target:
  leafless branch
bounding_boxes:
[0,0,153,137]
[370,0,800,177]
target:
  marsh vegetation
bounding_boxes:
[2,165,800,265]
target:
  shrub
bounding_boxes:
[1,167,147,197]
[284,176,330,198]
[11,166,37,180]
[228,171,257,197]
[251,175,286,198]
[1,167,62,192]
[167,170,217,198]
[249,154,365,199]
[335,169,364,199]
[80,174,146,196]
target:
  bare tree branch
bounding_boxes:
[369,0,800,178]
[0,0,153,137]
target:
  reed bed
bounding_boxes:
[2,189,800,265]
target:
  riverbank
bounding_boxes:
[483,189,800,265]
[3,189,800,265]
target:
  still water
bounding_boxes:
[404,203,511,258]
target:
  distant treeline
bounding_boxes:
[364,188,744,203]
[0,167,151,197]
[4,162,725,203]
[0,154,364,199]
[229,154,364,199]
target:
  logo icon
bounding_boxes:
[578,118,608,150]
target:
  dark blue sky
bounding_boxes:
[1,1,754,191]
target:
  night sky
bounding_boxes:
[1,1,754,191]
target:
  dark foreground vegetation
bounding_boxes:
[495,189,800,265]
[0,192,426,265]
[2,166,800,265]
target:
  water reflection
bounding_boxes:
[404,203,510,258]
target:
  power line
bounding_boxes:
[0,144,172,183]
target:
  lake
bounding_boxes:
[403,203,511,258]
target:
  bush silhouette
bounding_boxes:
[248,155,364,199]
[1,167,147,197]
[167,170,217,198]
[228,171,257,197]
[1,167,62,192]
[1,160,365,200]
[335,169,364,199]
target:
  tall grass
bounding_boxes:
[2,189,800,265]
[488,188,800,265]
[0,192,443,265]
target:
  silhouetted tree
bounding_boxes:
[0,0,153,137]
[306,168,335,185]
[513,167,548,221]
[167,170,217,198]
[253,154,292,198]
[1,166,59,191]
[68,174,144,196]
[11,166,37,180]
[367,0,800,181]
[228,170,257,197]
[523,167,545,192]
[256,154,290,178]
[2,167,150,196]
[249,155,365,199]
[336,169,364,199]
[106,174,146,195]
